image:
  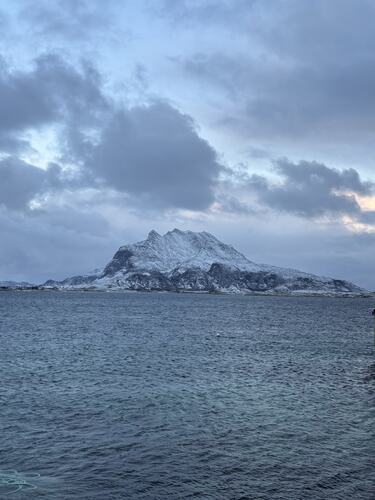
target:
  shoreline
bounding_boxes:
[0,287,373,298]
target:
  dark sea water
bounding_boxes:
[0,291,374,499]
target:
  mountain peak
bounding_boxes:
[111,228,260,274]
[166,228,217,241]
[147,230,161,240]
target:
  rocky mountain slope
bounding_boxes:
[42,229,366,295]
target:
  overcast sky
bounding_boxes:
[1,0,375,288]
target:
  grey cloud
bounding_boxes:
[0,57,55,133]
[157,0,256,28]
[86,101,223,210]
[357,210,375,226]
[160,0,375,61]
[0,157,47,209]
[0,52,223,213]
[246,148,271,160]
[172,1,375,143]
[246,159,373,219]
[0,54,108,153]
[0,205,116,283]
[0,134,31,154]
[256,0,375,64]
[0,51,112,210]
[215,195,258,215]
[0,9,9,30]
[19,0,120,40]
[29,205,110,238]
[0,157,70,210]
[183,51,375,141]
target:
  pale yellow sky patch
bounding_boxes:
[341,215,375,233]
[354,194,375,211]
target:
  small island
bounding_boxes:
[5,229,367,297]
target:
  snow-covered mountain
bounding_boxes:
[42,229,366,295]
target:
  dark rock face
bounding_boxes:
[44,275,98,287]
[103,249,134,276]
[168,265,287,293]
[171,268,213,291]
[290,276,354,293]
[331,279,353,292]
[114,272,174,291]
[207,264,285,292]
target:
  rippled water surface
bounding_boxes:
[0,291,374,499]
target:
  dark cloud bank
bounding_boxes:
[247,159,374,222]
[164,0,375,146]
[0,54,222,212]
[0,53,107,153]
[2,52,372,223]
[84,103,221,210]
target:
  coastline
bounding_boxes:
[1,286,373,298]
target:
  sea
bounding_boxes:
[0,291,374,499]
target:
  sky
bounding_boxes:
[1,0,375,288]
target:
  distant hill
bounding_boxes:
[0,281,36,289]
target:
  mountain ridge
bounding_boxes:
[42,229,367,296]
